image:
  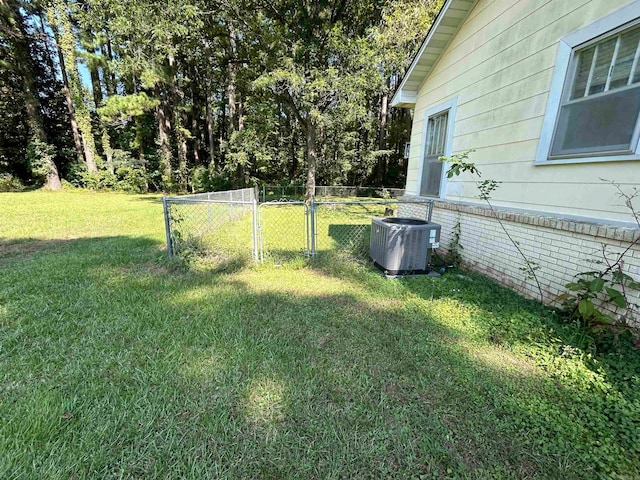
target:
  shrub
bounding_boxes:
[189,165,232,193]
[82,170,118,190]
[0,173,24,192]
[115,166,147,193]
[190,165,210,193]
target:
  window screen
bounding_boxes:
[420,111,448,197]
[550,24,640,158]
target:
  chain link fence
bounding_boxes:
[260,185,405,202]
[163,188,258,261]
[163,187,434,266]
[258,201,308,264]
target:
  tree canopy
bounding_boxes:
[0,0,442,195]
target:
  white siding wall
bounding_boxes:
[406,0,640,223]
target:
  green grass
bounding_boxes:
[1,190,639,479]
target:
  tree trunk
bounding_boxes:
[8,0,61,189]
[376,88,389,184]
[104,37,116,96]
[206,96,216,169]
[55,40,85,164]
[101,130,114,174]
[237,98,244,132]
[305,116,317,202]
[84,27,104,108]
[48,1,98,173]
[167,53,187,191]
[192,113,201,165]
[289,122,298,179]
[227,26,237,136]
[156,94,173,189]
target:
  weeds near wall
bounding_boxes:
[448,218,463,267]
[557,181,640,339]
[441,151,544,302]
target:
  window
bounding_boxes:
[420,111,449,196]
[403,142,411,159]
[536,2,640,165]
[551,25,640,158]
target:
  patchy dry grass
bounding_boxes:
[0,190,638,479]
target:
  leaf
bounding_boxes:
[612,271,633,283]
[565,282,583,291]
[555,293,573,301]
[588,278,605,293]
[594,314,615,325]
[578,299,595,317]
[627,280,640,290]
[605,288,627,308]
[612,296,627,308]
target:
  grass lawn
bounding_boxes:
[1,190,639,479]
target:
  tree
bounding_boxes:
[252,0,385,200]
[1,0,62,189]
[47,0,98,173]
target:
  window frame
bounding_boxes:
[535,0,640,166]
[416,97,457,198]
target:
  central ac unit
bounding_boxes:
[370,217,441,275]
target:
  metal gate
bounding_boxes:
[258,201,309,264]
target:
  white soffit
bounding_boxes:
[390,0,478,108]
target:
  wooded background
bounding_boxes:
[0,0,441,195]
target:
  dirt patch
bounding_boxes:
[0,238,76,260]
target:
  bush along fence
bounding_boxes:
[162,187,434,265]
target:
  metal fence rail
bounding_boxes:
[163,187,434,266]
[260,185,405,202]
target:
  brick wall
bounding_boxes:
[399,198,640,322]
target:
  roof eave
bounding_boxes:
[390,0,478,108]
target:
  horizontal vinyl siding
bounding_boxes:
[406,0,640,222]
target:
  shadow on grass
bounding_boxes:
[0,236,638,478]
[133,194,164,204]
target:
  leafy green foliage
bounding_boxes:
[26,137,56,181]
[558,182,640,341]
[3,0,441,192]
[97,93,160,122]
[0,173,24,192]
[560,268,640,332]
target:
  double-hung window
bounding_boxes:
[537,2,640,164]
[551,24,640,158]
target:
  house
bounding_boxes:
[393,0,640,314]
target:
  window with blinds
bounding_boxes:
[420,111,448,197]
[550,23,640,158]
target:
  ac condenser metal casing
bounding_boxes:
[370,217,441,275]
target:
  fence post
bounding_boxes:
[162,196,173,259]
[310,200,317,257]
[252,200,259,262]
[305,204,310,255]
